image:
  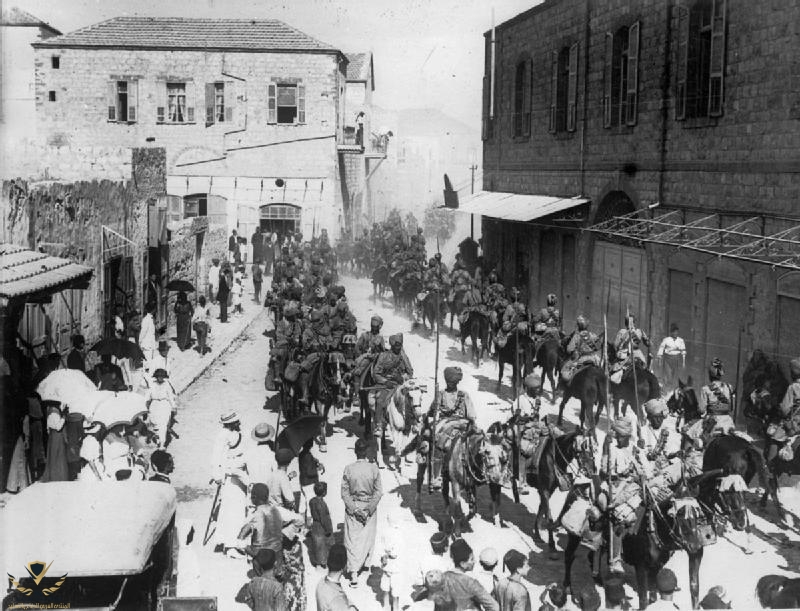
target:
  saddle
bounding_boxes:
[434,417,472,453]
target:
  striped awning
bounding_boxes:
[457,191,589,222]
[0,244,93,301]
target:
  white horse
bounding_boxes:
[385,379,427,470]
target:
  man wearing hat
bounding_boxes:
[246,423,277,488]
[149,449,174,484]
[298,308,333,408]
[352,315,386,416]
[269,303,303,387]
[77,420,108,482]
[767,356,800,463]
[647,568,680,610]
[561,315,602,384]
[145,368,177,449]
[610,314,650,384]
[533,293,563,350]
[603,577,632,609]
[473,547,499,597]
[234,547,287,611]
[438,539,499,611]
[496,287,528,348]
[640,398,682,484]
[148,340,171,383]
[210,411,249,558]
[341,438,383,587]
[369,333,414,449]
[698,358,735,437]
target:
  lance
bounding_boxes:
[732,324,744,423]
[627,304,643,426]
[428,285,442,493]
[604,282,614,570]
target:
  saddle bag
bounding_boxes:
[561,498,591,536]
[284,361,302,383]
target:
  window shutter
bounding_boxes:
[549,51,558,133]
[524,60,532,136]
[267,83,277,124]
[708,0,727,117]
[205,82,215,126]
[297,84,306,124]
[157,81,166,123]
[603,33,613,127]
[186,81,195,123]
[626,21,640,126]
[107,81,117,121]
[224,80,234,122]
[482,74,490,140]
[567,42,579,132]
[127,80,137,122]
[676,4,689,120]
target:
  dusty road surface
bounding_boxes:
[170,274,800,610]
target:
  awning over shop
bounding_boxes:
[0,243,94,302]
[457,191,589,222]
[586,210,800,271]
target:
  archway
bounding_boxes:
[259,203,301,241]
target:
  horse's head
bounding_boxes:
[668,496,707,554]
[479,430,510,485]
[325,351,345,386]
[667,378,699,419]
[400,379,427,418]
[714,473,749,531]
[571,433,598,474]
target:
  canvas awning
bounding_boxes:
[457,191,589,222]
[0,243,93,302]
[586,209,800,271]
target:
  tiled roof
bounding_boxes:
[345,52,372,81]
[33,16,339,53]
[0,244,93,300]
[1,6,60,33]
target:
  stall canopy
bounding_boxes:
[586,209,800,271]
[456,191,589,222]
[0,243,93,303]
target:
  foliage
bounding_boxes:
[423,205,456,246]
[404,211,419,234]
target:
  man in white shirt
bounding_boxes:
[208,258,221,304]
[139,302,157,370]
[473,547,499,597]
[147,340,171,385]
[657,324,686,392]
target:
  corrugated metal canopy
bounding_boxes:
[457,191,589,222]
[0,244,93,300]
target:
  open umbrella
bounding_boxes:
[166,279,195,292]
[90,391,148,428]
[275,415,326,455]
[37,369,97,407]
[90,337,145,361]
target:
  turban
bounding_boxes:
[283,304,299,317]
[370,315,384,326]
[389,334,403,347]
[611,418,632,436]
[443,367,463,385]
[791,357,800,379]
[644,398,667,417]
[309,309,324,322]
[523,373,541,389]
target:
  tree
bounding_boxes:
[404,211,419,235]
[423,204,456,247]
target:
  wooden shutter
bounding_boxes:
[267,83,277,124]
[523,60,532,136]
[549,51,558,133]
[567,42,578,132]
[156,81,166,123]
[127,80,137,122]
[603,32,613,127]
[224,80,234,122]
[186,81,195,123]
[205,82,215,126]
[626,21,640,126]
[708,0,727,117]
[676,4,689,120]
[482,74,490,140]
[107,81,117,121]
[297,83,306,124]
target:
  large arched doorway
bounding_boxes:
[259,203,301,238]
[590,191,647,330]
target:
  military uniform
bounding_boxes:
[699,379,735,436]
[269,309,303,384]
[298,312,333,406]
[449,265,472,304]
[368,335,414,439]
[561,328,601,383]
[458,286,486,324]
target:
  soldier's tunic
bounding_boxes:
[561,329,602,381]
[613,327,649,368]
[449,268,472,303]
[640,423,683,485]
[353,331,385,392]
[271,318,302,380]
[699,380,735,435]
[535,306,562,340]
[459,286,486,323]
[370,350,414,430]
[432,388,477,421]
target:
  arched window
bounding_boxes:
[513,57,531,137]
[676,0,727,119]
[603,22,640,127]
[549,43,578,133]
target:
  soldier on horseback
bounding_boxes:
[765,357,800,463]
[533,293,563,349]
[268,302,303,390]
[369,334,414,462]
[329,299,358,351]
[351,315,385,412]
[458,279,486,325]
[698,358,735,437]
[609,314,650,384]
[449,260,473,311]
[640,398,682,485]
[298,309,334,408]
[482,270,507,323]
[560,315,602,384]
[496,287,528,348]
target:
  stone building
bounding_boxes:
[468,0,800,387]
[32,17,379,244]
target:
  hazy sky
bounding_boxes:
[16,0,538,128]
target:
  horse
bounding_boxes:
[400,275,423,317]
[534,338,563,401]
[460,310,490,367]
[306,350,346,452]
[448,291,467,332]
[557,365,607,432]
[741,349,789,430]
[383,380,426,471]
[442,427,511,536]
[420,291,447,334]
[610,363,661,422]
[756,575,800,609]
[523,430,597,550]
[665,378,702,430]
[497,332,534,393]
[372,265,389,298]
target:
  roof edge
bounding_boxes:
[482,0,556,38]
[31,42,343,56]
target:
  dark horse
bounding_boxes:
[533,338,563,401]
[497,332,534,392]
[756,575,800,609]
[524,430,597,550]
[557,365,607,432]
[420,291,447,334]
[460,310,490,367]
[305,351,346,452]
[610,363,661,421]
[372,265,389,298]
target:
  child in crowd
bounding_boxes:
[307,481,333,571]
[231,278,244,316]
[474,547,499,598]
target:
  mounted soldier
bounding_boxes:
[533,294,562,350]
[560,315,602,384]
[352,315,386,412]
[298,309,333,408]
[765,357,800,463]
[512,373,554,494]
[609,314,650,384]
[329,299,358,351]
[267,302,303,391]
[482,270,507,324]
[697,358,735,438]
[639,398,682,486]
[368,334,414,462]
[496,287,528,349]
[448,261,473,311]
[458,278,486,326]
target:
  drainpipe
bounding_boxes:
[657,2,672,207]
[579,0,591,197]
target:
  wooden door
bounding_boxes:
[667,269,694,370]
[539,231,558,306]
[591,241,646,332]
[561,234,577,325]
[705,279,746,393]
[777,295,800,366]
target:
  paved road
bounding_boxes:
[170,274,800,610]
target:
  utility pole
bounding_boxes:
[469,163,478,239]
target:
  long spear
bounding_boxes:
[627,304,642,426]
[603,281,613,573]
[428,285,441,494]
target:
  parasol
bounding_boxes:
[66,390,117,417]
[275,415,326,455]
[90,391,148,428]
[90,337,145,361]
[37,369,98,407]
[166,279,195,292]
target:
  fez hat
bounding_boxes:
[429,531,449,554]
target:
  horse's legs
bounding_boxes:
[531,491,546,544]
[497,358,505,386]
[489,482,504,527]
[545,491,558,551]
[562,534,581,593]
[557,390,570,426]
[688,549,704,609]
[635,565,649,611]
